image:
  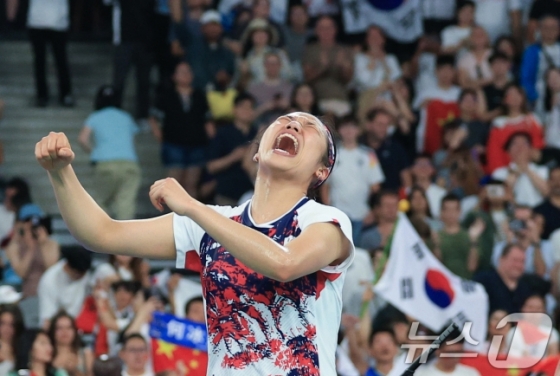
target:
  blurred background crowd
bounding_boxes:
[3,0,560,375]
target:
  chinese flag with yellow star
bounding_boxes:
[422,99,459,156]
[151,338,208,376]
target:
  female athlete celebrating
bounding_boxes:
[35,112,354,375]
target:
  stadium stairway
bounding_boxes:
[0,41,171,267]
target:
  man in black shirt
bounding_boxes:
[473,243,533,313]
[150,62,210,199]
[534,167,560,239]
[207,93,257,206]
[361,108,411,191]
[482,52,512,122]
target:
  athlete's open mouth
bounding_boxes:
[274,133,299,156]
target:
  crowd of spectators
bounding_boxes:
[5,0,560,375]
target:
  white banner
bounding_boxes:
[340,0,423,41]
[375,214,488,348]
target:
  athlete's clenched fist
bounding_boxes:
[35,132,75,172]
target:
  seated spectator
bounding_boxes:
[457,26,493,89]
[150,62,209,198]
[289,83,319,114]
[119,334,153,376]
[11,330,68,376]
[416,339,481,376]
[0,305,25,375]
[435,194,484,279]
[6,205,59,299]
[93,255,150,290]
[486,84,545,174]
[184,296,205,323]
[506,294,559,357]
[494,36,520,80]
[414,55,461,156]
[48,311,93,376]
[321,116,385,243]
[543,67,560,150]
[38,247,92,328]
[491,205,553,278]
[521,15,560,117]
[481,52,512,122]
[359,191,399,250]
[239,18,292,86]
[440,1,475,56]
[78,85,140,220]
[409,155,446,219]
[481,309,511,355]
[352,26,401,96]
[535,167,560,239]
[361,109,410,191]
[247,52,293,125]
[492,132,549,208]
[302,16,353,117]
[206,93,256,206]
[92,356,122,376]
[281,4,312,81]
[406,186,442,232]
[475,243,534,313]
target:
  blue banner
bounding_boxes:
[149,312,208,352]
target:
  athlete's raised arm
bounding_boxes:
[35,132,175,259]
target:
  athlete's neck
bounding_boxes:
[251,175,307,224]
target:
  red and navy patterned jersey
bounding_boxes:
[173,197,354,375]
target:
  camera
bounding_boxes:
[509,219,527,233]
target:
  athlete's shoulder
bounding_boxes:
[209,200,249,218]
[298,200,352,228]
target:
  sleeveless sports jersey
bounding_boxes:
[173,197,355,375]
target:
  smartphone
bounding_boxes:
[487,184,505,199]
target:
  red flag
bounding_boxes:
[532,355,560,376]
[461,354,540,375]
[151,338,208,376]
[422,100,459,156]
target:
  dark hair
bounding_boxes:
[234,92,255,107]
[522,293,546,308]
[363,24,386,52]
[121,333,147,348]
[242,26,274,57]
[93,356,122,376]
[6,177,32,211]
[184,296,204,317]
[539,14,560,25]
[440,193,461,210]
[457,0,475,12]
[365,107,393,123]
[503,83,529,115]
[544,67,560,112]
[94,85,119,110]
[500,243,523,258]
[336,115,358,130]
[16,329,57,374]
[436,54,456,68]
[290,83,320,114]
[459,88,478,103]
[369,327,397,347]
[0,304,25,363]
[263,50,281,64]
[503,131,532,152]
[108,255,145,284]
[489,51,511,64]
[550,166,560,177]
[369,190,399,209]
[48,310,83,354]
[111,280,142,295]
[62,246,92,274]
[407,186,433,218]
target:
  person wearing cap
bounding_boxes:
[172,9,235,91]
[38,246,92,329]
[35,109,354,374]
[5,203,59,300]
[78,85,141,221]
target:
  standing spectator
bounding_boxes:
[494,36,521,79]
[282,4,312,81]
[6,206,59,299]
[440,1,475,56]
[543,67,560,150]
[359,191,399,250]
[206,93,256,206]
[409,155,447,219]
[527,0,560,43]
[436,194,485,279]
[453,89,489,152]
[492,132,549,207]
[362,109,410,191]
[472,0,522,44]
[289,83,319,114]
[0,305,25,375]
[119,334,153,376]
[247,52,293,125]
[78,85,141,220]
[352,26,401,96]
[416,340,481,376]
[11,330,68,376]
[481,52,512,122]
[321,116,385,243]
[38,247,92,328]
[107,0,155,122]
[48,311,93,376]
[27,0,73,107]
[149,62,209,198]
[486,84,545,173]
[521,15,560,117]
[457,26,493,89]
[302,16,353,117]
[239,19,292,86]
[406,186,442,232]
[173,10,236,91]
[535,167,560,239]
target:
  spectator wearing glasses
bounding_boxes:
[119,334,153,376]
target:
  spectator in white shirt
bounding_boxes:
[416,339,481,376]
[492,132,549,208]
[472,0,522,44]
[441,1,476,57]
[119,334,154,376]
[457,26,493,89]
